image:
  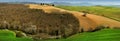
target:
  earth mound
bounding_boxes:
[0,3,80,39]
[0,3,120,39]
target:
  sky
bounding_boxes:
[0,0,120,5]
[0,0,120,2]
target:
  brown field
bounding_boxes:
[28,4,120,32]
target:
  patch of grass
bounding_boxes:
[0,29,33,41]
[56,6,120,21]
[0,29,16,38]
[67,29,120,41]
[37,29,120,41]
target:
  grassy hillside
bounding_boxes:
[56,6,120,21]
[1,29,120,41]
[0,30,33,41]
[37,29,120,41]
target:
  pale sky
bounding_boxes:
[43,0,119,1]
[0,0,120,5]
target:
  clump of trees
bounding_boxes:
[39,3,55,6]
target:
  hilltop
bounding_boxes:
[28,4,120,30]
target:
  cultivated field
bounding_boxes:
[56,6,120,21]
[0,4,120,41]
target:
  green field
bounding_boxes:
[37,29,120,41]
[56,6,120,21]
[1,29,120,41]
[0,29,33,41]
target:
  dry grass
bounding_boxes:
[28,4,120,32]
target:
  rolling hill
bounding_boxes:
[28,4,120,31]
[0,3,120,41]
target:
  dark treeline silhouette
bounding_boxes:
[39,3,55,6]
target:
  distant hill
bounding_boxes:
[1,2,120,6]
[51,2,94,6]
[1,2,96,6]
[51,2,72,5]
[111,5,120,8]
[0,2,38,4]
